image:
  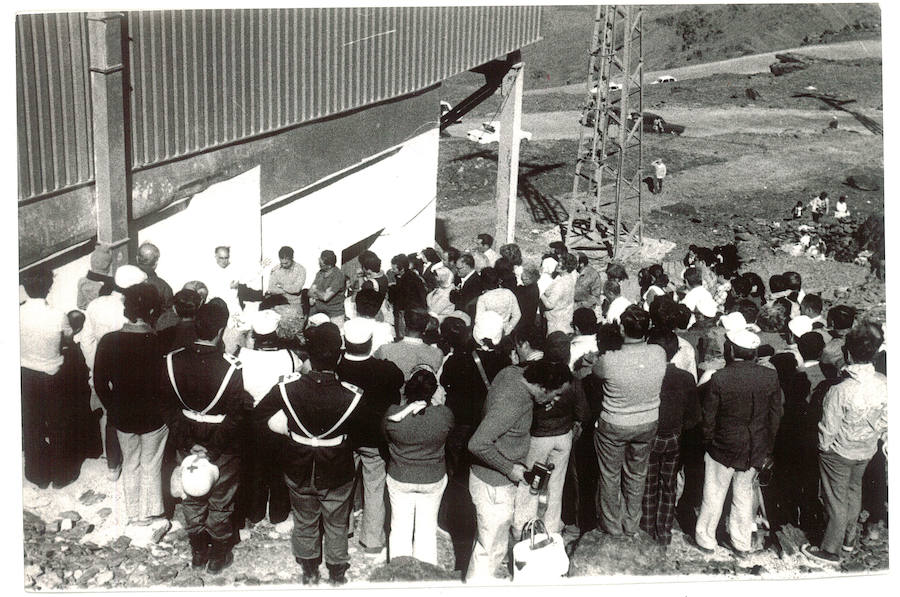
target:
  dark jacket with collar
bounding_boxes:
[390,270,427,313]
[159,342,248,460]
[702,359,783,471]
[452,272,483,317]
[253,370,362,489]
[336,356,404,450]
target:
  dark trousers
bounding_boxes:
[285,475,354,565]
[238,425,290,525]
[562,424,600,532]
[654,178,664,193]
[439,423,477,571]
[593,419,657,535]
[106,419,123,470]
[819,449,869,554]
[180,451,241,542]
[640,433,680,544]
[21,368,73,486]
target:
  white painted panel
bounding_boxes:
[139,167,263,293]
[261,129,438,285]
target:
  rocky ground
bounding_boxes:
[22,457,889,590]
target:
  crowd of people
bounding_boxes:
[19,232,887,583]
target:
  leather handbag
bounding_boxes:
[512,519,569,583]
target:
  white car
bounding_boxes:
[591,82,622,94]
[650,75,677,85]
[466,121,533,144]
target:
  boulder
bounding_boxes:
[770,62,807,76]
[59,510,82,522]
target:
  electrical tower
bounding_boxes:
[564,5,644,259]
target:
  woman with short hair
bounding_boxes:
[383,367,454,565]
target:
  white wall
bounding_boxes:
[41,129,438,312]
[261,128,439,285]
[138,167,263,293]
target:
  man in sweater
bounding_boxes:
[336,318,405,557]
[20,267,74,488]
[512,361,589,537]
[253,323,362,585]
[76,243,114,310]
[374,309,443,380]
[309,250,348,328]
[803,324,888,565]
[574,252,604,313]
[160,298,247,574]
[466,361,570,581]
[137,242,174,314]
[694,329,782,556]
[592,305,667,536]
[81,264,148,481]
[641,329,700,547]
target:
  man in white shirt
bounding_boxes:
[20,267,73,488]
[680,267,718,327]
[475,233,501,270]
[570,308,599,370]
[603,280,632,325]
[652,158,667,194]
[542,254,578,334]
[349,288,396,354]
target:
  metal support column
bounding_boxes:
[88,12,131,270]
[494,60,525,245]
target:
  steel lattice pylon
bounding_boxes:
[565,5,643,259]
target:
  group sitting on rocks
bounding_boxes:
[19,234,887,584]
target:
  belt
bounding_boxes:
[288,431,346,447]
[182,409,226,424]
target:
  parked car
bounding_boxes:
[466,121,533,144]
[650,75,677,85]
[590,81,622,94]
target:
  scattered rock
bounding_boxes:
[97,507,112,519]
[77,566,100,585]
[24,563,43,578]
[40,570,64,588]
[95,570,115,585]
[79,490,107,506]
[60,518,75,531]
[59,510,82,522]
[113,535,133,550]
[151,519,173,543]
[24,510,46,535]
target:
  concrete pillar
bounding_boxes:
[88,12,130,270]
[494,62,525,245]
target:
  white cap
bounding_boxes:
[114,265,148,289]
[307,313,330,327]
[541,257,558,275]
[696,293,718,319]
[181,454,220,497]
[719,312,747,332]
[726,328,761,350]
[788,315,813,338]
[473,311,504,349]
[343,317,374,345]
[252,309,281,336]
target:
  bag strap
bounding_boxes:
[472,351,490,389]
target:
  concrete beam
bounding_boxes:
[494,60,525,245]
[88,12,131,271]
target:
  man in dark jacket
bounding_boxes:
[336,318,405,556]
[451,253,483,319]
[388,254,427,337]
[694,328,783,556]
[253,323,362,585]
[160,298,247,574]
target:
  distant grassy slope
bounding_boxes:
[443,3,881,101]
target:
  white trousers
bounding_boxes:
[694,452,756,552]
[386,475,447,565]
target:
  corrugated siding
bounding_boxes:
[127,6,541,168]
[17,7,541,198]
[16,13,94,202]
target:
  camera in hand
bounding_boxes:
[522,461,555,495]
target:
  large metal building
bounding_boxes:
[17,7,542,308]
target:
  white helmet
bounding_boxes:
[180,454,220,497]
